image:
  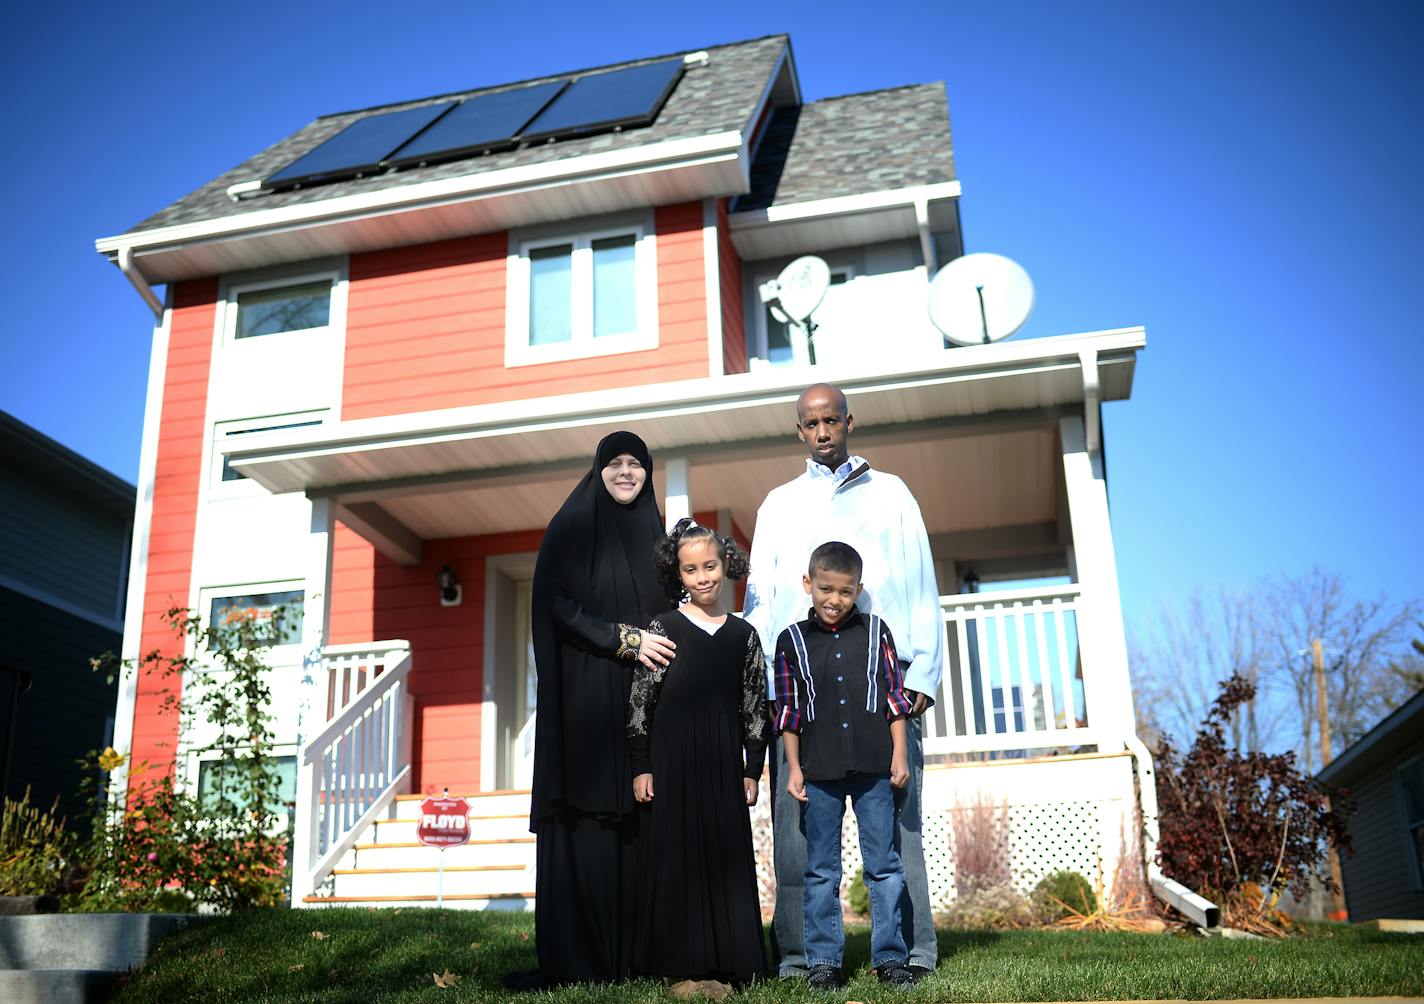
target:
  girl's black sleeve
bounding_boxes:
[741,628,770,780]
[626,618,669,776]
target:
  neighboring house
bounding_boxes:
[95,34,1167,914]
[1318,689,1424,921]
[0,411,132,824]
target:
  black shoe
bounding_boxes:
[907,964,935,979]
[806,965,845,991]
[876,961,918,987]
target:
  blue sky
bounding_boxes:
[1,1,1420,635]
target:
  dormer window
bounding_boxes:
[506,213,658,367]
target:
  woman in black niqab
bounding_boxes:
[524,430,669,986]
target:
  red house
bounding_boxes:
[97,35,1178,916]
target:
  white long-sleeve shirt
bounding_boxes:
[743,455,944,702]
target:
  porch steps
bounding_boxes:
[303,789,537,911]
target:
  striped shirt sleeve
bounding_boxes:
[773,628,803,733]
[879,621,914,719]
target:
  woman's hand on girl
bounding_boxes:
[638,632,676,670]
[633,773,655,803]
[743,778,758,807]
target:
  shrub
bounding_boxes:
[951,792,1011,896]
[847,866,869,915]
[70,604,292,913]
[1154,673,1352,923]
[942,882,1036,929]
[1033,869,1096,921]
[0,787,75,897]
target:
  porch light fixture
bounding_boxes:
[437,565,462,607]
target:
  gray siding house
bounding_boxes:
[0,412,133,823]
[1318,689,1424,921]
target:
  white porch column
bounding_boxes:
[664,456,691,529]
[1059,415,1136,745]
[290,495,335,905]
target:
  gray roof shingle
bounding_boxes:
[735,83,954,212]
[125,35,788,235]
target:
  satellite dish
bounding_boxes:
[758,256,832,364]
[927,252,1035,346]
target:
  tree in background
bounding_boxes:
[1133,569,1419,767]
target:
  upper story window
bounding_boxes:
[210,410,328,495]
[506,214,658,367]
[753,266,851,367]
[234,280,332,339]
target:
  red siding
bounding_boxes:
[328,524,544,793]
[717,198,748,375]
[132,279,217,778]
[342,202,709,420]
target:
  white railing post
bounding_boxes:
[290,497,335,905]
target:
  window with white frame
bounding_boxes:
[1399,756,1424,888]
[197,752,298,816]
[233,279,332,339]
[753,266,852,366]
[210,411,327,493]
[206,588,305,647]
[507,217,658,366]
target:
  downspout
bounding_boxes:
[117,246,165,320]
[1125,733,1221,927]
[914,197,938,277]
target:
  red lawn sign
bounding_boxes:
[417,795,471,847]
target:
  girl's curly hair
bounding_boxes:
[653,517,751,604]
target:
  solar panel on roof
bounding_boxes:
[265,101,457,188]
[521,58,684,142]
[386,80,569,168]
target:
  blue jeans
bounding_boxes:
[802,773,907,970]
[772,716,936,974]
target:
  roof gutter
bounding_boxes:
[117,246,165,319]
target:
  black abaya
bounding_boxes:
[528,431,663,985]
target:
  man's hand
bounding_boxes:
[633,773,654,803]
[889,752,909,789]
[787,766,808,803]
[907,689,930,717]
[744,777,759,807]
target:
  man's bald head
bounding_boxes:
[795,383,849,421]
[795,383,854,469]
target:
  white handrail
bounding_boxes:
[292,642,414,905]
[924,586,1093,756]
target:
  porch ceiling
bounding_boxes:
[228,327,1141,558]
[369,425,1060,542]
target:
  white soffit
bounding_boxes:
[728,183,961,260]
[97,133,747,284]
[228,327,1143,496]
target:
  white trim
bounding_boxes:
[504,213,658,367]
[210,410,330,499]
[482,552,538,792]
[96,131,745,259]
[0,572,124,633]
[701,198,724,378]
[220,266,343,347]
[227,327,1147,489]
[728,182,962,231]
[111,290,173,803]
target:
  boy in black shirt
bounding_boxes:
[772,541,916,990]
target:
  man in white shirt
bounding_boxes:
[744,382,943,979]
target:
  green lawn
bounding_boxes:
[109,910,1424,1004]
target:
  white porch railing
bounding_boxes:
[291,640,414,904]
[923,584,1095,756]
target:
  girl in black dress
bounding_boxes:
[524,431,677,986]
[628,518,770,990]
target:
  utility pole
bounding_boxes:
[1313,638,1348,922]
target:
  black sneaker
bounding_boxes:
[907,964,935,979]
[876,961,919,987]
[807,965,845,991]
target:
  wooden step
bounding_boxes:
[333,865,524,875]
[303,891,534,911]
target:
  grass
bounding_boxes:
[108,910,1424,1004]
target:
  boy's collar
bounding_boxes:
[805,607,864,633]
